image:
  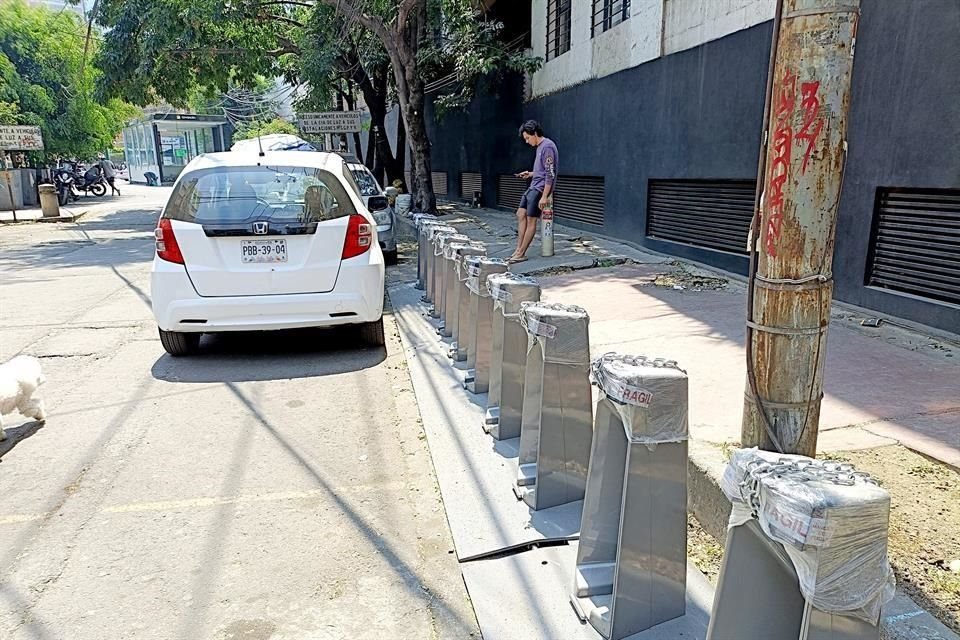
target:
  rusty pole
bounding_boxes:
[742,0,861,456]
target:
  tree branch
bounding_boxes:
[314,0,389,44]
[255,0,315,7]
[165,46,299,58]
[397,0,420,32]
[265,13,304,28]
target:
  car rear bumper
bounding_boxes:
[151,258,384,332]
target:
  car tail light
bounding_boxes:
[155,218,184,264]
[342,214,373,259]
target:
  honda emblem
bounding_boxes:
[252,221,269,235]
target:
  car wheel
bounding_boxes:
[91,183,107,197]
[359,318,385,347]
[158,328,201,356]
[384,249,398,266]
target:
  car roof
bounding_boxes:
[182,151,347,174]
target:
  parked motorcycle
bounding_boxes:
[56,163,107,198]
[53,169,75,205]
[75,165,108,197]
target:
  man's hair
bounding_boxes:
[518,120,543,138]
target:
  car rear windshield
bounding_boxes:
[349,167,382,197]
[163,165,357,224]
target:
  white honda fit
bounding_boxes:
[151,151,385,356]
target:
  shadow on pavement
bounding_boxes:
[0,419,45,462]
[0,208,159,272]
[150,326,387,383]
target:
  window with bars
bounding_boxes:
[592,0,631,36]
[546,0,572,61]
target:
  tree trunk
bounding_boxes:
[321,0,434,209]
[395,110,406,183]
[364,124,376,173]
[401,89,435,212]
[352,62,402,188]
[342,91,363,163]
[388,59,429,208]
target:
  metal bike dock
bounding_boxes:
[442,241,485,339]
[413,215,443,290]
[450,254,484,363]
[572,354,690,639]
[464,257,509,394]
[514,302,593,510]
[483,273,541,438]
[424,225,457,308]
[431,232,469,321]
[707,449,895,640]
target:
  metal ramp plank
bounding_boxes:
[461,543,713,640]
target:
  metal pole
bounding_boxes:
[741,0,861,457]
[3,170,17,222]
[541,202,555,257]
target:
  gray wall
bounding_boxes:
[833,0,960,331]
[423,0,960,333]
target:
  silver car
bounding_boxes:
[346,162,397,265]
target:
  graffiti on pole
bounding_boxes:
[797,81,825,175]
[764,69,797,258]
[763,71,828,258]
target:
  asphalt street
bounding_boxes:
[0,185,478,639]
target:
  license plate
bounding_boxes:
[241,239,288,263]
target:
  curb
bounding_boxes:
[37,208,89,223]
[687,442,959,640]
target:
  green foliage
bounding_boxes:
[232,118,298,141]
[95,0,301,108]
[0,101,19,125]
[421,0,542,118]
[0,0,139,159]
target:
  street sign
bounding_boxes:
[0,126,44,151]
[298,111,363,134]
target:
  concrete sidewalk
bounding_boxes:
[0,202,90,223]
[411,200,960,467]
[399,201,960,639]
[0,180,155,224]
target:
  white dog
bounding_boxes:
[0,355,47,441]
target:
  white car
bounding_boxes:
[346,162,398,265]
[150,151,386,357]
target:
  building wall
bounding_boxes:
[425,75,528,208]
[425,0,960,332]
[663,0,772,54]
[531,0,664,97]
[525,21,771,275]
[530,0,772,97]
[831,0,960,331]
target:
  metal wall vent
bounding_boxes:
[497,174,527,209]
[867,188,960,306]
[431,171,448,196]
[461,172,483,199]
[498,175,605,226]
[646,179,756,255]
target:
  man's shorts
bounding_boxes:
[518,188,543,218]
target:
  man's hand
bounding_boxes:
[538,195,553,211]
[515,171,532,180]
